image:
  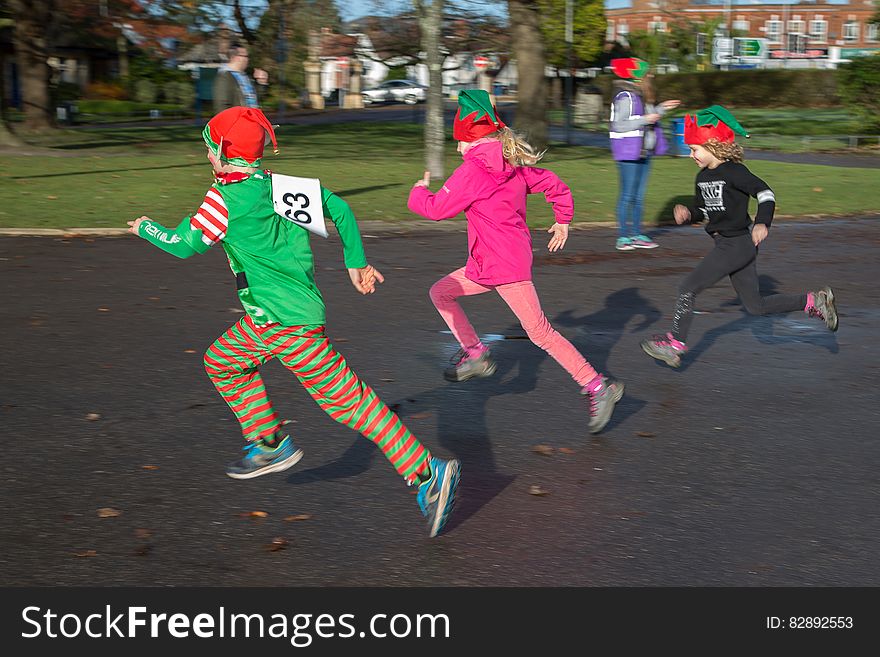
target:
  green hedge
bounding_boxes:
[592,69,840,108]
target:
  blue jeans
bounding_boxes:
[615,158,652,238]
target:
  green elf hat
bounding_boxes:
[611,57,650,80]
[453,89,506,142]
[684,105,750,145]
[202,106,278,167]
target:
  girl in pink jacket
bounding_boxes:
[407,89,623,434]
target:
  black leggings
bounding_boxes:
[671,233,807,342]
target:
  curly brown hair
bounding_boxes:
[702,138,744,163]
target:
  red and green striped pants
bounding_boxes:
[204,316,431,484]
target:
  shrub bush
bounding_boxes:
[595,69,840,109]
[836,56,880,133]
[162,80,196,107]
[84,81,129,100]
[134,79,158,104]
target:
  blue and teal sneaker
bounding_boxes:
[616,237,635,251]
[226,434,303,480]
[416,457,461,537]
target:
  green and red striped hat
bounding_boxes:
[611,57,650,80]
[202,106,278,167]
[453,89,506,142]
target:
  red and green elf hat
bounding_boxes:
[452,89,506,142]
[611,57,650,80]
[684,105,750,145]
[202,106,278,167]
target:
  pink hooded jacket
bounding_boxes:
[407,139,574,286]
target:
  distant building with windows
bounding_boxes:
[605,0,879,64]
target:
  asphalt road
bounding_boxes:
[1,218,878,586]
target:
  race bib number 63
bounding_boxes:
[271,173,329,238]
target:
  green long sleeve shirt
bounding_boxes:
[138,170,367,327]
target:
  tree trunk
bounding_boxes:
[508,0,547,151]
[11,0,54,131]
[417,0,444,180]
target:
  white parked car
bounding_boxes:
[362,79,427,106]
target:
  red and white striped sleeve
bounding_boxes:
[189,188,229,246]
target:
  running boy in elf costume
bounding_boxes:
[640,105,838,368]
[127,106,459,537]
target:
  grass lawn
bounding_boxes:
[1,121,878,230]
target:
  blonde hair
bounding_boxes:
[490,127,545,166]
[702,138,744,163]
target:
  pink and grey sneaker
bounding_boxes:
[630,234,659,249]
[640,332,687,368]
[805,287,838,332]
[443,348,498,382]
[580,375,625,434]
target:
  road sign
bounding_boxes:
[713,37,768,66]
[734,38,767,58]
[474,55,490,70]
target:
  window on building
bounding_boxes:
[866,23,878,42]
[788,20,805,36]
[606,21,615,41]
[647,20,667,34]
[765,20,782,43]
[618,22,629,37]
[844,22,859,42]
[732,20,750,33]
[787,33,807,53]
[809,20,827,42]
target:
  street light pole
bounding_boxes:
[564,0,573,145]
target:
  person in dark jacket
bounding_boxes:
[640,106,839,369]
[213,42,268,112]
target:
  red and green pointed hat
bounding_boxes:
[684,105,750,144]
[453,89,506,142]
[611,57,650,80]
[202,106,278,167]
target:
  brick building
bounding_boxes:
[606,0,879,61]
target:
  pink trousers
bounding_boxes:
[430,268,598,387]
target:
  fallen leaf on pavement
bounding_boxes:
[531,444,554,456]
[266,537,288,552]
[134,529,152,539]
[85,413,101,421]
[636,431,655,438]
[528,485,549,497]
[184,349,196,354]
[97,307,110,312]
[239,511,268,518]
[74,550,97,558]
[558,447,575,455]
[142,465,159,470]
[284,514,313,522]
[97,507,121,518]
[410,412,432,420]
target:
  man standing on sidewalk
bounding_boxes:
[213,42,268,112]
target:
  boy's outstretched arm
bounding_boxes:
[128,188,229,258]
[321,187,384,294]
